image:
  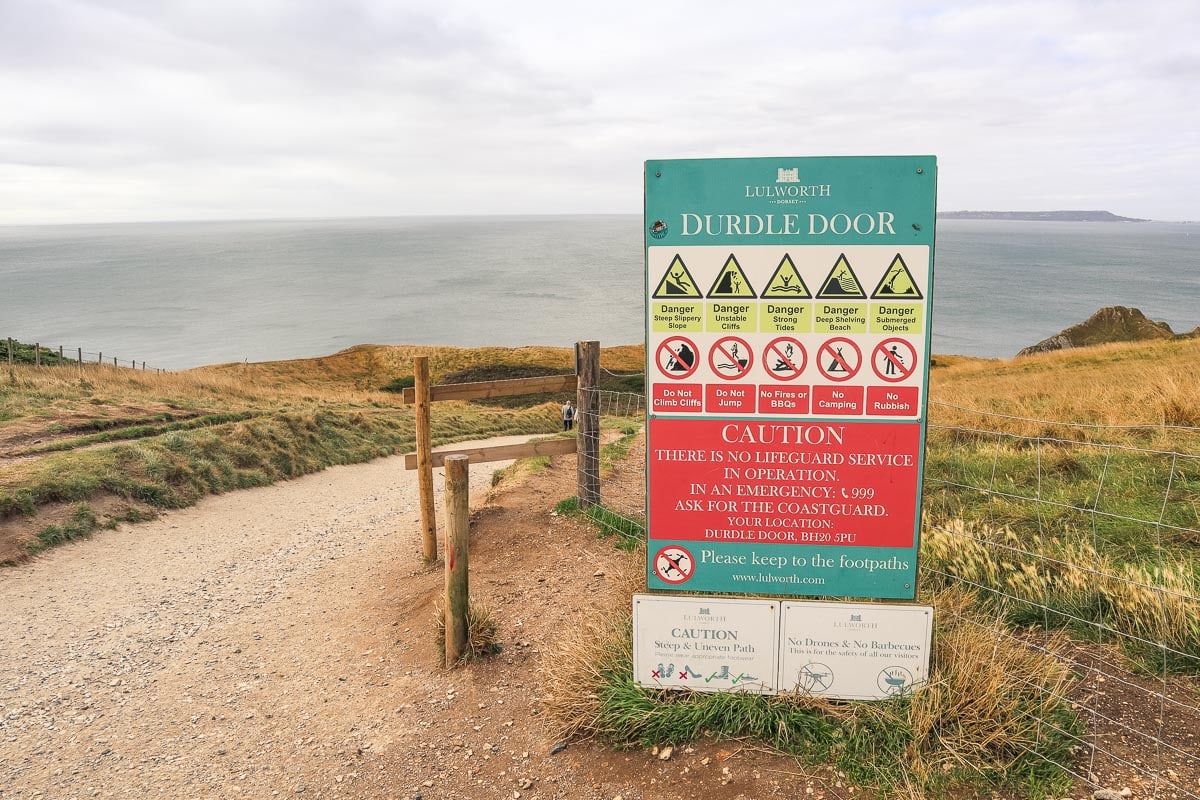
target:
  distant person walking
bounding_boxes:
[562,400,575,431]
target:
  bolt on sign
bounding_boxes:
[644,156,937,599]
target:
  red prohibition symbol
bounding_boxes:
[817,337,862,382]
[872,338,918,382]
[708,336,753,380]
[653,545,695,585]
[656,336,699,380]
[764,336,807,381]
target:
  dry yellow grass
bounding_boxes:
[192,343,646,390]
[923,518,1200,652]
[929,338,1200,445]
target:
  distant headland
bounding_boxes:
[937,210,1149,222]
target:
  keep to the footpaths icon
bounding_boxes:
[656,336,699,380]
[708,336,753,380]
[764,336,807,381]
[872,338,918,382]
[817,337,861,382]
[653,545,695,584]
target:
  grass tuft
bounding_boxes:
[29,504,98,552]
[435,601,502,666]
[922,518,1200,668]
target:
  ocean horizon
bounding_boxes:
[3,215,1197,371]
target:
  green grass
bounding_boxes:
[2,341,78,367]
[555,496,645,551]
[380,375,415,393]
[15,411,260,455]
[2,402,563,555]
[599,424,641,472]
[921,424,1200,672]
[924,430,1199,556]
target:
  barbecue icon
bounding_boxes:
[877,667,915,696]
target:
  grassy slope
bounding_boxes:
[925,337,1200,670]
[929,337,1200,439]
[0,344,643,559]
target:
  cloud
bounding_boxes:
[1,0,1197,222]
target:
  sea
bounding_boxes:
[1,216,1197,371]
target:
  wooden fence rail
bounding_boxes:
[402,437,577,470]
[405,346,597,562]
[400,374,576,405]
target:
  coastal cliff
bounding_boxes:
[938,210,1149,222]
[1017,306,1194,356]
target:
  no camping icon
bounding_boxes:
[816,337,862,382]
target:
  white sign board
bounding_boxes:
[779,601,933,700]
[633,594,779,695]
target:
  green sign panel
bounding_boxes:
[645,156,937,600]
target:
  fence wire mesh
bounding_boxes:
[574,391,1200,797]
[4,336,168,372]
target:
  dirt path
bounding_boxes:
[0,435,842,800]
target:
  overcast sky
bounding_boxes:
[2,0,1197,224]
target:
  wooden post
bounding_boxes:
[113,356,117,366]
[414,356,438,560]
[98,351,102,364]
[58,345,63,362]
[77,347,82,364]
[35,343,40,367]
[576,340,601,509]
[444,454,470,666]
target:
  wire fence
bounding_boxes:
[4,337,169,373]
[573,391,1200,797]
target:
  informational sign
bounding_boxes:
[632,595,933,699]
[645,156,937,599]
[779,601,933,700]
[633,594,779,694]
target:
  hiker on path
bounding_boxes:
[562,400,575,431]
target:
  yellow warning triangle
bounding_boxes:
[871,254,924,300]
[815,254,866,299]
[706,254,757,298]
[652,254,702,299]
[761,254,811,299]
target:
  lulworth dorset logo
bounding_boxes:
[744,167,831,202]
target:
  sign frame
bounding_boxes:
[644,155,937,600]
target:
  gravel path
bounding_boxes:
[0,439,522,799]
[1,430,826,800]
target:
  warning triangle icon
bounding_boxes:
[652,255,702,299]
[761,254,811,299]
[871,254,924,300]
[706,254,757,299]
[815,254,866,299]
